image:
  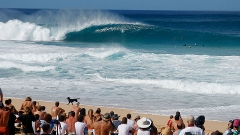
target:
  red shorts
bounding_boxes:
[0,127,8,135]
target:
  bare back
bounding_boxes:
[34,111,45,120]
[172,118,185,131]
[20,101,34,111]
[66,117,77,133]
[84,115,94,127]
[51,106,64,118]
[93,120,115,135]
[0,109,10,127]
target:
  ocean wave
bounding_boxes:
[96,74,240,95]
[0,9,134,41]
[0,61,55,72]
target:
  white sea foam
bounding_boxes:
[0,61,55,72]
[0,20,52,41]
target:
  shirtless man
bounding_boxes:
[19,97,35,111]
[66,111,77,135]
[51,101,65,119]
[0,102,10,135]
[34,106,45,120]
[70,102,81,119]
[91,113,116,135]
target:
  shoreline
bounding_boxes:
[4,97,228,133]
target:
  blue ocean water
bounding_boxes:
[0,9,240,121]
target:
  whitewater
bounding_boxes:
[1,9,240,121]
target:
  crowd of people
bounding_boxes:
[0,91,240,135]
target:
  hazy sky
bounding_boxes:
[0,0,239,11]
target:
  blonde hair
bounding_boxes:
[25,97,32,101]
[24,106,31,114]
[88,109,94,121]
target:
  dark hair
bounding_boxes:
[211,130,223,135]
[8,99,12,104]
[44,114,52,123]
[175,115,180,120]
[195,115,205,129]
[69,111,75,117]
[42,123,50,132]
[5,99,10,105]
[41,106,45,110]
[127,114,131,119]
[59,115,65,122]
[122,117,127,124]
[34,114,40,120]
[176,111,180,116]
[95,108,101,114]
[177,123,182,129]
[18,111,24,116]
[33,101,36,106]
[55,102,59,107]
[37,106,42,111]
[110,111,114,116]
[80,108,86,116]
[78,115,84,122]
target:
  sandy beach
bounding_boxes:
[3,97,228,134]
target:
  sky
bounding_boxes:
[0,0,240,11]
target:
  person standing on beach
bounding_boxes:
[20,97,36,112]
[51,101,65,119]
[17,106,36,135]
[0,88,3,102]
[117,117,132,135]
[179,115,204,135]
[94,108,102,121]
[66,111,77,135]
[84,109,95,135]
[58,115,68,135]
[41,106,47,120]
[111,114,121,129]
[172,111,185,131]
[7,106,17,135]
[75,115,87,135]
[0,102,10,135]
[34,106,45,121]
[71,102,81,119]
[91,113,116,135]
[127,114,135,128]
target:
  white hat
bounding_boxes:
[137,117,152,128]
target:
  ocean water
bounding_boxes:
[0,9,240,121]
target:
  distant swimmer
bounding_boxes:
[202,45,204,47]
[218,46,220,48]
[194,43,197,46]
[183,44,186,46]
[182,37,184,40]
[189,46,191,48]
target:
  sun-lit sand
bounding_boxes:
[4,97,228,134]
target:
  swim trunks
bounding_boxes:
[0,127,9,135]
